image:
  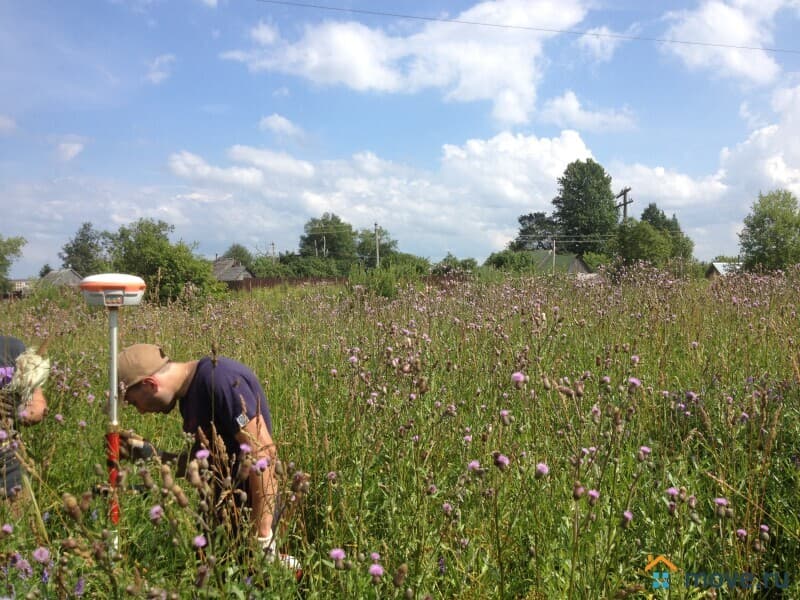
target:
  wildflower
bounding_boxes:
[628,377,641,389]
[348,356,358,365]
[587,489,600,506]
[714,497,728,506]
[463,435,472,443]
[442,502,453,515]
[668,501,677,516]
[494,454,510,470]
[74,577,85,597]
[330,368,338,377]
[0,430,6,441]
[511,371,526,384]
[255,457,270,472]
[1,523,12,535]
[573,483,585,500]
[639,445,651,456]
[32,547,50,564]
[467,460,480,472]
[87,393,95,403]
[13,555,32,579]
[369,563,384,577]
[631,355,640,365]
[499,409,511,425]
[195,449,210,460]
[239,443,252,454]
[193,535,207,548]
[621,510,633,527]
[535,463,549,479]
[601,375,611,385]
[370,552,380,562]
[54,413,64,423]
[330,548,346,561]
[736,529,747,540]
[666,487,679,499]
[759,524,770,541]
[327,471,337,482]
[78,420,87,429]
[149,505,164,524]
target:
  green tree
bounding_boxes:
[59,222,109,276]
[640,203,694,261]
[298,213,357,260]
[551,159,618,254]
[0,234,26,294]
[222,243,254,271]
[39,264,53,278]
[509,212,559,250]
[106,218,220,302]
[739,189,800,271]
[611,219,672,266]
[356,226,398,268]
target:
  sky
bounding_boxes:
[2,0,800,278]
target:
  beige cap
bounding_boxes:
[118,344,169,388]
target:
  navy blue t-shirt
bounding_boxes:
[179,357,273,456]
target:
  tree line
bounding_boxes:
[1,158,798,298]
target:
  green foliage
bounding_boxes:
[299,213,357,260]
[222,243,255,271]
[739,189,800,271]
[510,212,558,250]
[380,252,431,277]
[356,226,398,268]
[251,255,294,278]
[611,218,673,266]
[59,222,109,277]
[640,203,694,261]
[38,264,53,278]
[105,218,221,302]
[581,251,610,272]
[0,234,25,294]
[484,249,540,272]
[552,159,618,254]
[3,272,800,598]
[431,252,476,275]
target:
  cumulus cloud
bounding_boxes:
[146,54,176,84]
[0,114,16,134]
[228,145,315,178]
[222,0,589,124]
[661,1,783,84]
[168,150,264,187]
[540,91,636,132]
[259,113,304,138]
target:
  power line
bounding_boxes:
[255,0,800,55]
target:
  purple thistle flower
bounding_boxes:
[511,371,525,383]
[714,497,729,507]
[463,434,472,443]
[195,449,210,460]
[442,502,453,515]
[327,471,337,481]
[639,446,651,456]
[467,460,480,472]
[368,563,384,577]
[628,377,641,389]
[329,548,345,561]
[736,528,747,539]
[666,487,679,498]
[1,523,12,535]
[193,534,207,548]
[370,552,381,562]
[149,505,163,523]
[535,463,549,478]
[78,420,87,429]
[631,355,640,365]
[622,510,633,523]
[74,577,85,597]
[587,489,600,505]
[760,524,770,533]
[255,457,270,472]
[239,443,252,454]
[494,454,510,469]
[32,547,50,564]
[54,413,64,423]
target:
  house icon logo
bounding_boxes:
[644,555,679,590]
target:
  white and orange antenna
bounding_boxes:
[79,273,146,548]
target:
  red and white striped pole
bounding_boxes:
[79,274,146,549]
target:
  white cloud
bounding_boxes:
[577,26,623,62]
[199,0,217,7]
[259,113,304,138]
[222,0,589,124]
[662,1,783,84]
[540,91,636,132]
[168,150,264,187]
[57,138,85,161]
[0,114,16,134]
[227,145,315,178]
[146,54,176,84]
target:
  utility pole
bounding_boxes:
[270,242,276,262]
[552,238,556,277]
[374,222,380,268]
[615,186,633,221]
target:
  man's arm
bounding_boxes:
[235,413,278,539]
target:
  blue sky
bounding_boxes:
[2,0,800,277]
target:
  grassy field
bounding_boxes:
[2,267,799,598]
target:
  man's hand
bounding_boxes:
[119,430,156,461]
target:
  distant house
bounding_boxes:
[529,250,592,275]
[40,268,82,287]
[212,258,253,282]
[705,262,742,279]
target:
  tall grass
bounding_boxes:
[1,267,798,598]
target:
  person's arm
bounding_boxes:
[17,387,47,425]
[235,414,278,539]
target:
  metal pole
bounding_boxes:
[375,222,380,268]
[107,307,121,530]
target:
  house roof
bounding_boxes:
[706,262,742,277]
[40,268,82,286]
[212,258,253,281]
